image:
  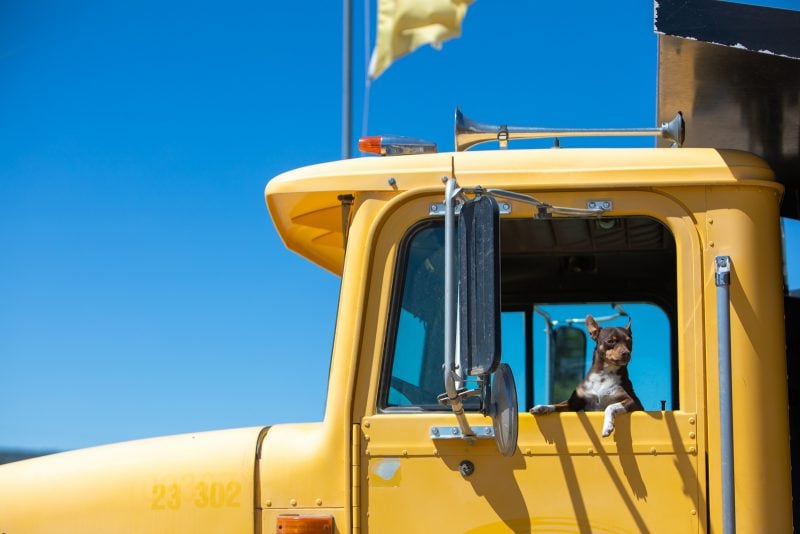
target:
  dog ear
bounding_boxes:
[586,315,600,340]
[625,318,632,332]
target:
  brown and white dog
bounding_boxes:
[530,315,643,437]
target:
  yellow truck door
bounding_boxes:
[359,187,705,533]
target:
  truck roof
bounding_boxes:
[264,147,775,274]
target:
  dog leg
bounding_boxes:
[602,402,627,437]
[531,391,586,415]
[530,398,575,415]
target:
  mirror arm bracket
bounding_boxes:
[441,179,519,455]
[442,177,478,439]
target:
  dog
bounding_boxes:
[530,315,642,437]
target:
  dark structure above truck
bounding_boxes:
[655,0,800,218]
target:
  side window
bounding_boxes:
[384,225,445,408]
[783,217,800,297]
[387,309,432,405]
[500,312,527,410]
[382,216,678,412]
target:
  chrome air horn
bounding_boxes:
[455,108,685,151]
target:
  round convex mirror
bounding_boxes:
[491,363,519,457]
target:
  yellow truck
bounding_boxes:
[1,104,796,532]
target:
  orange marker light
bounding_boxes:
[276,515,333,534]
[357,135,437,156]
[358,136,383,155]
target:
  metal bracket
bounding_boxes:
[498,125,509,149]
[432,194,611,218]
[587,200,613,211]
[715,256,731,287]
[430,426,495,440]
[430,202,512,216]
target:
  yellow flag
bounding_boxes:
[368,0,473,80]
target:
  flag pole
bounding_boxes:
[342,0,353,159]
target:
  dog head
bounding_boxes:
[586,315,633,366]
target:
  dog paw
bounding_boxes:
[601,422,615,437]
[530,405,555,414]
[602,402,625,437]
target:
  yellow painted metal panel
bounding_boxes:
[452,147,773,185]
[366,456,698,533]
[256,198,390,534]
[265,152,452,273]
[258,423,346,511]
[365,412,698,457]
[362,412,700,533]
[701,186,792,533]
[351,424,361,533]
[264,148,776,274]
[0,427,265,534]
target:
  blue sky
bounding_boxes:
[1,1,798,451]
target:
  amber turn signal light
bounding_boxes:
[358,136,383,155]
[276,514,333,533]
[357,135,437,156]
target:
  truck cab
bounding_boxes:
[265,142,791,533]
[0,130,794,532]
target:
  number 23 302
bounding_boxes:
[151,481,242,510]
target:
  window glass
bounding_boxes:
[521,303,672,410]
[383,216,677,412]
[782,217,800,296]
[500,311,527,408]
[387,309,428,405]
[385,225,445,408]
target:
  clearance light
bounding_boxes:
[276,515,333,533]
[358,135,437,156]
